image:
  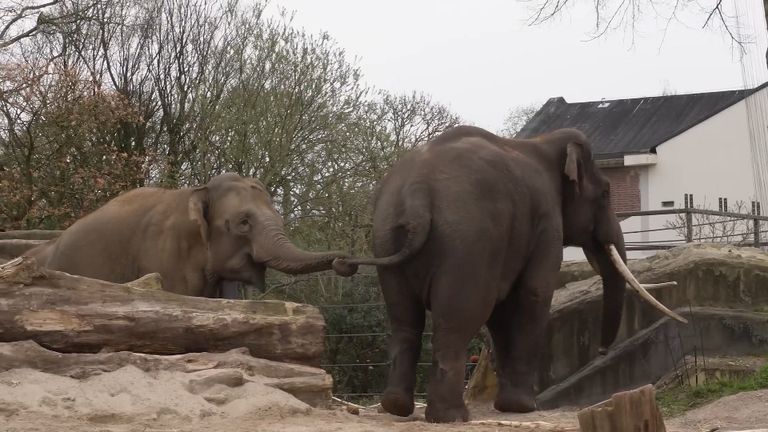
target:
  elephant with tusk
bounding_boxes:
[26,173,357,298]
[330,126,683,423]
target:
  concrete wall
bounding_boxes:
[538,308,768,408]
[537,245,768,402]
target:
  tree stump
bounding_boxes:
[0,257,326,366]
[576,384,666,432]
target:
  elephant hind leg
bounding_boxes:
[487,243,560,413]
[379,268,425,417]
[424,268,497,423]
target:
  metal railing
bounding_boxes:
[616,208,768,251]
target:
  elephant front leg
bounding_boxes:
[487,249,559,413]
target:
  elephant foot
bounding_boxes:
[424,402,469,423]
[494,389,537,413]
[380,389,414,417]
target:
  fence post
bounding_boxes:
[685,209,693,243]
[754,218,760,247]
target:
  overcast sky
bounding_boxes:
[267,0,768,132]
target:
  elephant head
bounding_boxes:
[189,173,354,293]
[552,129,685,353]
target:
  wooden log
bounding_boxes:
[0,229,62,240]
[0,340,332,408]
[0,257,325,366]
[0,239,47,259]
[577,384,666,432]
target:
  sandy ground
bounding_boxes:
[1,365,767,432]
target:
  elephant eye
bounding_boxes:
[236,217,251,233]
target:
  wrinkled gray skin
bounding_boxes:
[27,173,355,298]
[332,126,628,423]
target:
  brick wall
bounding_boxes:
[602,166,641,212]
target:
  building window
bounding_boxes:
[719,197,728,212]
[684,193,694,208]
[661,201,674,208]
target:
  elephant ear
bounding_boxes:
[564,142,582,194]
[189,186,210,244]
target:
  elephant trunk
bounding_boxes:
[583,232,628,354]
[259,226,353,275]
[588,215,685,354]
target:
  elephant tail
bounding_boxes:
[332,182,431,274]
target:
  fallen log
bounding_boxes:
[0,229,62,240]
[0,340,332,408]
[0,257,325,366]
[0,239,47,260]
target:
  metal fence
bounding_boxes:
[616,207,768,251]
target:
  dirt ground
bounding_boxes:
[5,398,768,432]
[2,365,767,432]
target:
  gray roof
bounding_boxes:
[517,82,768,160]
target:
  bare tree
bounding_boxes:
[0,0,101,50]
[499,102,541,138]
[526,0,767,67]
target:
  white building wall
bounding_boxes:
[563,89,765,262]
[647,98,756,214]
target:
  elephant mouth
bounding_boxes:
[605,244,687,323]
[214,259,267,296]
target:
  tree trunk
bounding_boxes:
[0,257,325,367]
[0,340,332,408]
[576,385,666,432]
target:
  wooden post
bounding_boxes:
[755,217,761,248]
[685,209,693,243]
[577,384,666,432]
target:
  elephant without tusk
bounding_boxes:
[26,173,357,298]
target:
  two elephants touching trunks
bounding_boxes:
[331,126,684,423]
[26,173,355,298]
[24,126,683,423]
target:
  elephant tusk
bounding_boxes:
[606,244,688,324]
[641,281,678,289]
